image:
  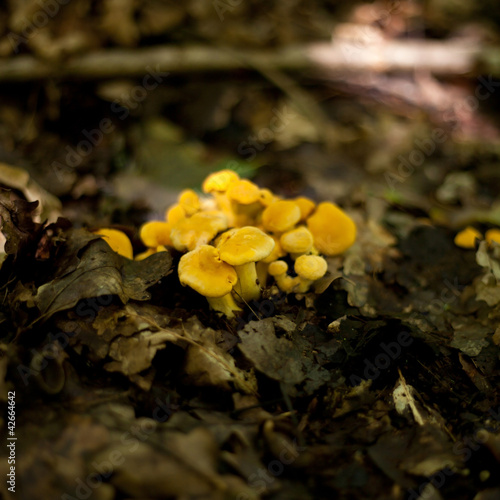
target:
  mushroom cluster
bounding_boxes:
[95,170,357,318]
[454,227,500,249]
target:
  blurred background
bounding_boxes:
[1,0,500,231]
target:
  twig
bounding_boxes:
[0,40,492,82]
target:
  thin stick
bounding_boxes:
[0,40,490,82]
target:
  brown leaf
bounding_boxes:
[0,190,43,258]
[34,230,172,323]
[181,317,259,395]
[238,317,330,394]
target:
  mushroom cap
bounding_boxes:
[178,189,200,216]
[166,204,186,224]
[202,169,240,193]
[140,221,172,248]
[454,226,482,248]
[217,226,275,266]
[94,228,133,259]
[178,245,237,298]
[306,202,356,256]
[262,235,286,263]
[268,260,288,276]
[171,211,228,251]
[280,226,314,254]
[294,197,316,221]
[294,255,328,281]
[485,229,500,246]
[135,245,167,261]
[259,188,278,207]
[262,200,301,233]
[227,179,261,205]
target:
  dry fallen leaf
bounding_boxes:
[34,229,172,322]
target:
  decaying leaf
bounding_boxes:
[238,316,330,395]
[0,190,43,258]
[181,318,258,395]
[34,229,172,322]
[0,163,61,223]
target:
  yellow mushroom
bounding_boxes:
[93,228,133,259]
[178,245,242,318]
[259,188,280,207]
[178,189,201,216]
[166,204,187,224]
[140,221,173,248]
[454,226,482,249]
[294,197,316,222]
[202,169,240,220]
[170,211,228,252]
[306,202,356,256]
[256,235,287,285]
[268,260,296,293]
[262,200,301,234]
[485,229,500,246]
[293,255,328,293]
[226,179,262,227]
[217,226,275,302]
[280,226,314,259]
[202,169,240,193]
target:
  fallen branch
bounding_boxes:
[0,39,496,82]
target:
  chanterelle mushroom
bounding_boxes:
[294,255,328,293]
[178,244,242,318]
[262,200,301,233]
[170,211,227,252]
[485,229,500,246]
[140,221,173,248]
[306,202,356,256]
[202,169,240,221]
[454,226,482,249]
[268,260,295,292]
[93,228,133,259]
[226,179,262,227]
[280,226,314,259]
[217,226,275,302]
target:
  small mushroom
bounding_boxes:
[293,255,328,293]
[202,169,240,219]
[256,234,287,285]
[454,226,482,249]
[178,245,242,318]
[294,197,316,221]
[166,204,187,224]
[262,200,301,234]
[178,189,200,216]
[217,226,275,302]
[268,260,296,293]
[306,202,356,256]
[202,169,240,193]
[280,226,314,259]
[485,229,500,246]
[170,211,228,252]
[140,221,173,248]
[226,179,262,227]
[93,228,133,259]
[259,188,278,207]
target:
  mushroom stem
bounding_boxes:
[268,261,297,293]
[276,274,298,293]
[293,278,314,293]
[256,261,269,288]
[234,262,261,302]
[207,294,242,318]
